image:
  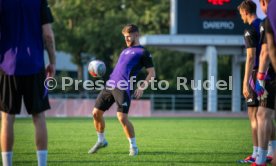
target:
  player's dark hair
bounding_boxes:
[122,24,139,34]
[237,0,256,14]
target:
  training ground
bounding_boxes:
[1,117,253,166]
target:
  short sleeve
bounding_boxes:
[141,50,154,68]
[244,28,258,48]
[265,18,273,34]
[260,20,267,44]
[41,0,54,25]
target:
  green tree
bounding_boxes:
[50,0,170,81]
[50,0,233,95]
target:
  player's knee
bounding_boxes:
[32,112,46,124]
[1,112,15,124]
[117,114,128,125]
[257,111,264,120]
[257,108,268,120]
[248,108,257,119]
[92,108,103,120]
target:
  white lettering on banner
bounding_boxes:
[203,21,234,30]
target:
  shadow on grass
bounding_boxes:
[138,151,248,156]
[15,150,248,156]
[42,160,237,165]
[13,151,249,165]
[14,160,238,165]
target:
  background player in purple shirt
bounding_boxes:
[0,0,56,166]
[265,0,276,165]
[88,24,155,156]
[237,0,262,163]
[266,0,276,72]
[248,0,276,165]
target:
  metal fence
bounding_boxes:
[49,93,247,112]
[144,94,247,112]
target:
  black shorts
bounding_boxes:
[260,66,276,110]
[261,78,276,110]
[94,88,131,114]
[0,69,50,115]
[247,70,259,107]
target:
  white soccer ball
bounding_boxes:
[88,60,106,77]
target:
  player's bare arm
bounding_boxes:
[134,67,155,99]
[258,43,270,74]
[43,23,56,77]
[266,30,276,71]
[243,48,256,98]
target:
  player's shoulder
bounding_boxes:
[260,18,267,27]
[262,17,267,23]
[131,45,150,55]
[250,18,261,30]
[136,45,146,51]
[260,18,267,33]
[261,17,268,28]
[140,46,148,52]
[254,18,262,26]
[244,23,259,37]
[140,46,152,57]
[244,28,252,37]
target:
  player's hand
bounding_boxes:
[46,64,56,77]
[255,72,268,101]
[242,84,250,99]
[255,79,265,96]
[134,88,144,99]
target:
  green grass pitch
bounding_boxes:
[2,117,253,165]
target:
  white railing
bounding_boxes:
[49,93,247,112]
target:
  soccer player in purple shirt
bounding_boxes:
[248,0,276,165]
[266,0,276,164]
[0,0,56,166]
[266,0,276,71]
[237,0,262,163]
[88,24,155,156]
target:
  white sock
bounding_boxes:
[36,150,48,166]
[252,146,258,158]
[97,132,105,143]
[256,148,267,165]
[2,151,13,166]
[128,137,137,148]
[267,141,273,156]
